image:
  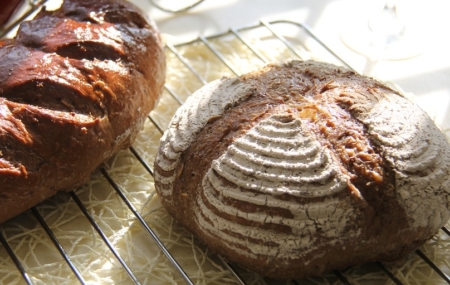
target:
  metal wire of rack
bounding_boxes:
[1,17,450,285]
[0,0,48,39]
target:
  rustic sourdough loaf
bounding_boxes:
[0,0,165,223]
[154,60,450,280]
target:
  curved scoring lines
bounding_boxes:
[231,117,324,168]
[155,78,255,196]
[227,143,325,170]
[236,134,319,159]
[195,161,354,259]
[196,177,344,259]
[170,77,254,152]
[216,150,337,183]
[203,169,347,228]
[361,95,445,176]
[201,175,309,230]
[356,93,450,231]
[194,200,305,258]
[362,96,422,147]
[211,113,348,197]
[254,115,305,138]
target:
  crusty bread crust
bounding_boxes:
[0,0,166,223]
[154,60,450,280]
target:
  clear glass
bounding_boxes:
[149,0,205,13]
[340,0,421,75]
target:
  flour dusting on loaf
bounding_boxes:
[352,94,450,230]
[155,77,255,195]
[197,113,357,259]
[154,60,450,280]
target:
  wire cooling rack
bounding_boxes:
[1,15,450,285]
[0,0,48,38]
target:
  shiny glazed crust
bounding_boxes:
[154,60,450,280]
[0,0,166,223]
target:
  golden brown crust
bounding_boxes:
[0,0,165,223]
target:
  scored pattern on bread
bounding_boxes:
[207,113,348,197]
[343,92,450,230]
[155,77,255,196]
[154,60,450,280]
[0,0,165,223]
[196,112,356,259]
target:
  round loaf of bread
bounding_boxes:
[0,0,165,223]
[154,60,450,280]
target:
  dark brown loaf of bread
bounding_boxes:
[154,60,450,280]
[0,0,165,223]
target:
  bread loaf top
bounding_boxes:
[0,0,165,223]
[154,60,450,279]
